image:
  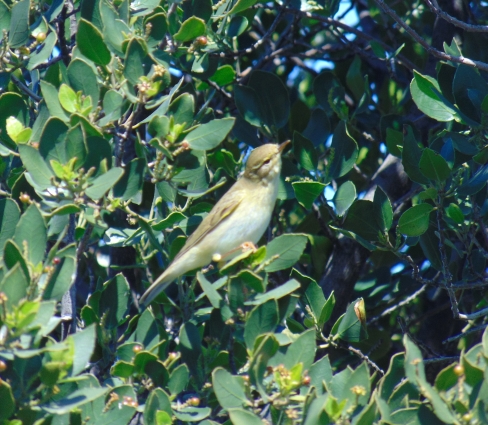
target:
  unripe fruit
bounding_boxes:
[36,32,47,42]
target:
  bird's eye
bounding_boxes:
[262,158,271,165]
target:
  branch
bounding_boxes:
[424,0,488,33]
[372,0,488,72]
[10,75,42,102]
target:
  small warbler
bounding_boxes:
[139,141,290,306]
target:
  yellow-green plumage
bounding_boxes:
[139,142,289,307]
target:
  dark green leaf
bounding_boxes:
[445,203,464,224]
[228,409,263,425]
[327,121,358,181]
[179,322,202,376]
[113,158,146,202]
[293,132,317,171]
[343,200,381,241]
[0,380,15,421]
[99,273,131,329]
[419,148,451,182]
[168,364,189,396]
[0,264,28,310]
[77,19,111,66]
[40,81,70,122]
[402,126,429,185]
[0,92,29,148]
[373,186,393,232]
[283,329,316,371]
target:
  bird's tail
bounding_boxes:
[139,269,175,307]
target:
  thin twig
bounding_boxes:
[443,322,488,344]
[372,0,488,72]
[10,75,42,102]
[368,284,427,324]
[424,0,488,32]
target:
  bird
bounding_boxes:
[139,141,290,307]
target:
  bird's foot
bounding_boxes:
[240,241,258,252]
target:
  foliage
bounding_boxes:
[1,0,488,423]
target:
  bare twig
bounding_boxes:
[372,0,488,72]
[10,75,42,102]
[424,0,488,32]
[368,284,428,324]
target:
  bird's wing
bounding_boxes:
[173,186,245,261]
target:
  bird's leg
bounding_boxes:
[212,242,258,263]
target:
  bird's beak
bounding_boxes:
[278,140,291,154]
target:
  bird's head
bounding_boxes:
[244,141,290,184]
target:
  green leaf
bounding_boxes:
[410,71,457,122]
[0,199,21,259]
[250,70,290,130]
[334,181,356,216]
[77,19,111,66]
[86,167,124,200]
[248,279,300,306]
[419,148,451,182]
[229,0,257,14]
[4,240,29,279]
[39,117,69,165]
[293,132,317,171]
[209,65,236,86]
[337,298,368,342]
[99,273,131,329]
[58,84,78,113]
[283,329,316,371]
[40,81,70,122]
[264,234,307,272]
[8,0,30,48]
[113,158,146,202]
[173,407,211,422]
[168,364,189,396]
[69,324,96,375]
[179,322,202,376]
[14,203,47,266]
[0,264,28,310]
[327,121,358,181]
[228,409,263,425]
[244,299,279,349]
[43,387,108,414]
[212,367,247,409]
[304,279,326,320]
[124,38,147,85]
[0,92,29,149]
[42,257,76,301]
[144,389,172,424]
[0,380,15,421]
[445,203,464,224]
[402,126,429,185]
[197,272,222,308]
[373,186,393,232]
[292,181,327,210]
[67,59,100,107]
[309,357,333,395]
[386,127,403,157]
[453,65,488,124]
[173,16,206,42]
[398,204,434,237]
[183,117,235,150]
[343,200,381,241]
